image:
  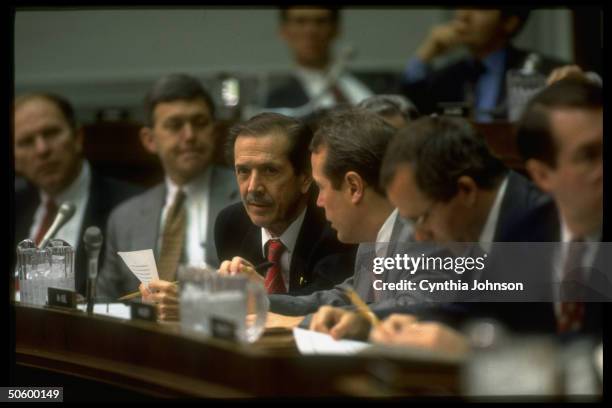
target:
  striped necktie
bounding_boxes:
[158,190,187,281]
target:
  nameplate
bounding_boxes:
[211,317,237,342]
[47,288,77,309]
[130,302,157,322]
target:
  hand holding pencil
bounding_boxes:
[308,288,378,341]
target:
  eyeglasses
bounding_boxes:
[415,201,437,226]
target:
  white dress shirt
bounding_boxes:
[478,176,509,253]
[260,208,307,291]
[294,65,373,110]
[375,208,400,258]
[159,168,212,267]
[29,160,91,251]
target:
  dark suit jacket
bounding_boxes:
[479,200,606,336]
[14,171,142,295]
[400,45,566,117]
[265,71,400,109]
[214,191,357,295]
[372,172,566,332]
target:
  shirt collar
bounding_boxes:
[560,216,602,243]
[164,167,211,204]
[261,207,307,257]
[40,160,91,205]
[376,208,399,243]
[479,175,509,252]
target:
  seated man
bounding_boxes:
[216,112,357,296]
[310,115,557,345]
[517,78,606,332]
[96,74,239,314]
[226,107,416,328]
[401,8,565,121]
[365,78,606,350]
[13,93,141,295]
[265,6,396,111]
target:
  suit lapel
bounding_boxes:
[137,184,166,259]
[289,199,324,290]
[241,224,266,272]
[206,166,239,265]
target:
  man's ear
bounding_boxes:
[345,171,365,204]
[140,127,157,154]
[525,158,554,193]
[456,175,478,207]
[299,172,313,194]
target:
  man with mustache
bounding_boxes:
[13,93,141,296]
[96,74,239,314]
[215,112,357,298]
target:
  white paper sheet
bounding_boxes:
[117,249,159,284]
[293,327,371,355]
[76,303,132,320]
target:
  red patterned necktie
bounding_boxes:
[35,199,58,246]
[557,238,587,333]
[265,239,287,294]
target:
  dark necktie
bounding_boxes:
[331,84,349,105]
[265,239,287,294]
[158,190,186,281]
[35,199,58,246]
[557,238,587,333]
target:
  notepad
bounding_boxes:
[293,327,371,355]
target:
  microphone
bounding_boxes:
[37,202,76,249]
[83,226,103,314]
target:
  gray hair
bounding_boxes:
[357,94,419,123]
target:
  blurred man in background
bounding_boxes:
[401,8,565,121]
[13,93,141,295]
[265,6,396,111]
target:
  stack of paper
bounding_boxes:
[76,303,132,320]
[293,327,371,355]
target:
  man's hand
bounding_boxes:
[264,311,304,328]
[370,313,469,355]
[309,306,372,341]
[417,21,465,62]
[139,280,179,321]
[218,256,265,285]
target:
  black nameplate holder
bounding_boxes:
[47,287,77,310]
[211,317,237,342]
[130,302,157,322]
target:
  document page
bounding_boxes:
[117,249,159,284]
[293,327,371,355]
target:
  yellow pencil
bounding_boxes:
[343,287,380,326]
[117,281,179,301]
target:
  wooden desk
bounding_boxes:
[13,303,460,399]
